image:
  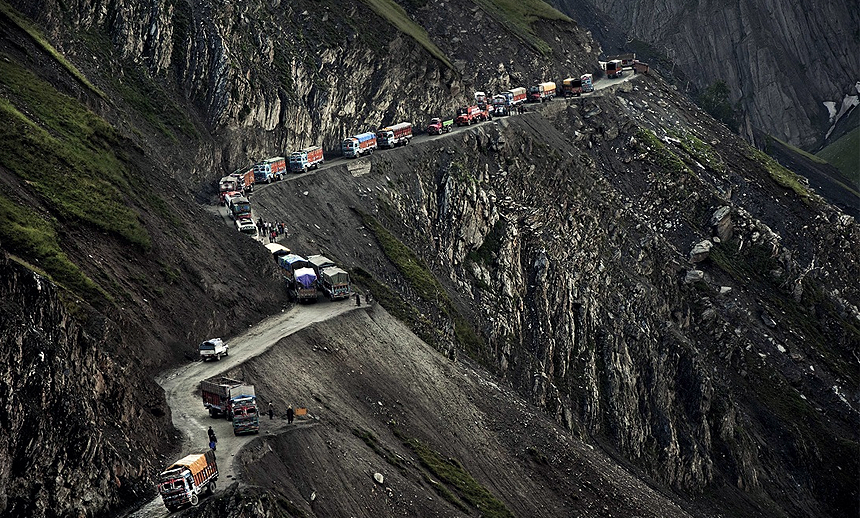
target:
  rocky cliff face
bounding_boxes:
[14,0,596,192]
[254,76,859,516]
[1,0,857,516]
[0,254,173,516]
[552,0,860,149]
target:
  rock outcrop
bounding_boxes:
[552,0,860,149]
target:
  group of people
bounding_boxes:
[256,218,287,243]
[206,404,296,451]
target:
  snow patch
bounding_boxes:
[824,81,860,139]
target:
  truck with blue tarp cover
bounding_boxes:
[292,267,319,302]
[342,132,377,158]
[277,254,309,284]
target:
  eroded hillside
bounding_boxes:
[0,0,857,517]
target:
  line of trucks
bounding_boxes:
[265,244,352,302]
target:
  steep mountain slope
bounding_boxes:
[246,77,859,517]
[0,0,857,517]
[550,0,860,149]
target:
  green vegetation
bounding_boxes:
[360,0,454,69]
[0,194,105,299]
[350,266,446,349]
[0,58,151,250]
[637,127,693,176]
[357,212,485,358]
[473,0,570,55]
[747,147,818,203]
[817,126,860,186]
[352,429,406,469]
[770,136,828,165]
[394,428,514,518]
[0,1,106,99]
[109,65,198,141]
[698,81,739,132]
[468,220,505,265]
[669,129,726,175]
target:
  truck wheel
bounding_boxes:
[208,482,216,495]
[189,494,199,507]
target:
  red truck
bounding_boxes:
[230,166,254,193]
[606,59,624,79]
[528,82,556,102]
[427,117,453,135]
[201,377,256,419]
[377,122,413,148]
[455,105,490,126]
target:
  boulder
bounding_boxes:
[710,206,733,242]
[689,240,713,263]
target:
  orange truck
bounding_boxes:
[156,451,218,511]
[528,82,556,102]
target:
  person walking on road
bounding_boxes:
[268,402,274,420]
[287,405,294,424]
[208,426,217,444]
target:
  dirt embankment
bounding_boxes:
[184,307,694,518]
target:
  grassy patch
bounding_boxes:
[109,65,198,141]
[637,127,693,176]
[360,0,453,69]
[747,147,819,203]
[394,428,514,518]
[0,194,105,300]
[817,126,860,185]
[473,0,570,55]
[0,1,106,99]
[669,129,726,175]
[770,136,828,165]
[357,213,484,355]
[350,267,446,349]
[0,57,151,250]
[352,429,406,469]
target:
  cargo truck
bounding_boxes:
[198,338,229,362]
[201,377,256,419]
[377,122,413,148]
[455,105,489,126]
[229,196,251,221]
[157,450,218,511]
[342,132,377,158]
[229,166,254,193]
[528,82,556,102]
[292,267,319,303]
[427,117,453,135]
[606,59,623,78]
[504,87,527,105]
[320,266,351,300]
[277,253,309,285]
[491,95,509,116]
[562,77,583,97]
[218,176,240,204]
[581,74,594,93]
[254,157,286,183]
[230,395,260,435]
[289,146,324,173]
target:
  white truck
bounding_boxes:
[198,338,229,361]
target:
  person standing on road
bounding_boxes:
[355,293,361,306]
[287,405,294,424]
[268,402,274,420]
[208,426,216,443]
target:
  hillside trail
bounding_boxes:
[129,301,361,517]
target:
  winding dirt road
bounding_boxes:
[130,302,360,517]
